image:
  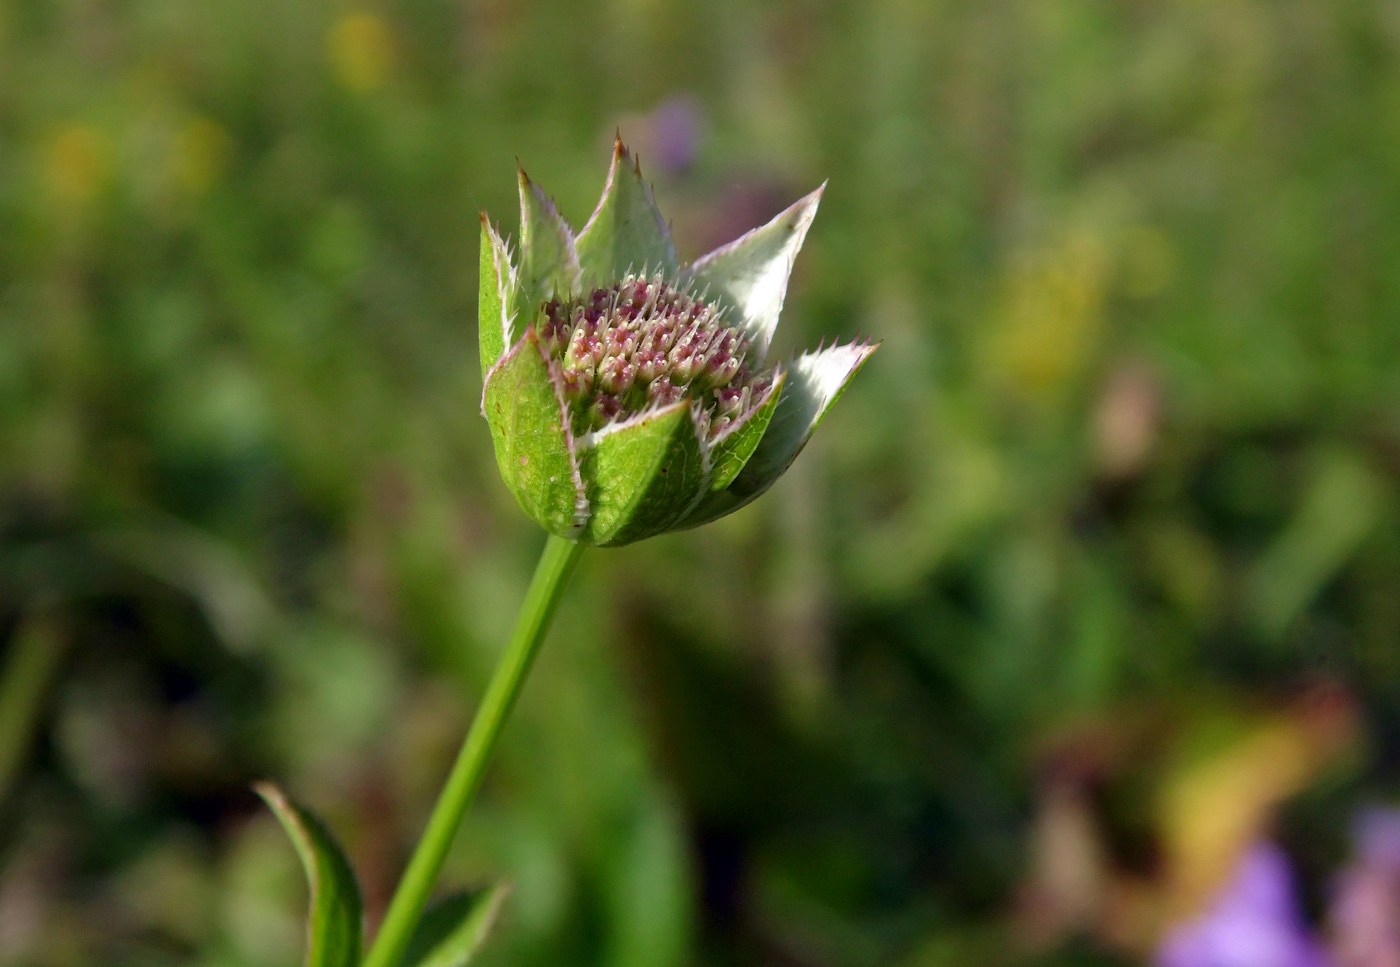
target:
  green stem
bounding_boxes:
[363,533,584,967]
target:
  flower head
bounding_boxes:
[480,137,876,546]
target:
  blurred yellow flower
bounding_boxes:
[174,117,231,196]
[986,228,1109,400]
[43,123,112,206]
[327,11,395,93]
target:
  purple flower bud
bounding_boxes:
[557,364,594,403]
[641,321,676,354]
[597,356,636,396]
[647,376,682,407]
[635,348,667,383]
[605,326,639,358]
[668,349,699,384]
[714,385,747,420]
[704,353,741,390]
[564,330,601,371]
[588,393,622,429]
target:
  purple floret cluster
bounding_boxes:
[536,276,771,437]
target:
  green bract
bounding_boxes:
[480,138,876,546]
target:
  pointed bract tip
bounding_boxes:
[612,133,644,175]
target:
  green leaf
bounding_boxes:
[482,333,590,538]
[699,341,877,522]
[255,783,363,967]
[1247,448,1385,637]
[402,885,510,967]
[578,401,707,546]
[575,137,677,287]
[516,169,581,318]
[685,185,824,359]
[478,217,515,375]
[736,340,877,493]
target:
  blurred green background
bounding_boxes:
[3,0,1399,964]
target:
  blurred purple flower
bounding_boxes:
[1330,807,1400,967]
[1157,841,1333,967]
[1354,808,1400,870]
[641,97,702,175]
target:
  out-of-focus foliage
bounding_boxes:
[1,0,1398,964]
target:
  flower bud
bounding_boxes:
[479,137,877,545]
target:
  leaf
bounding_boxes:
[516,169,581,318]
[575,137,677,287]
[482,332,590,539]
[1247,449,1384,638]
[685,184,824,360]
[737,340,877,490]
[576,401,708,546]
[478,216,515,375]
[402,885,510,967]
[255,783,363,967]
